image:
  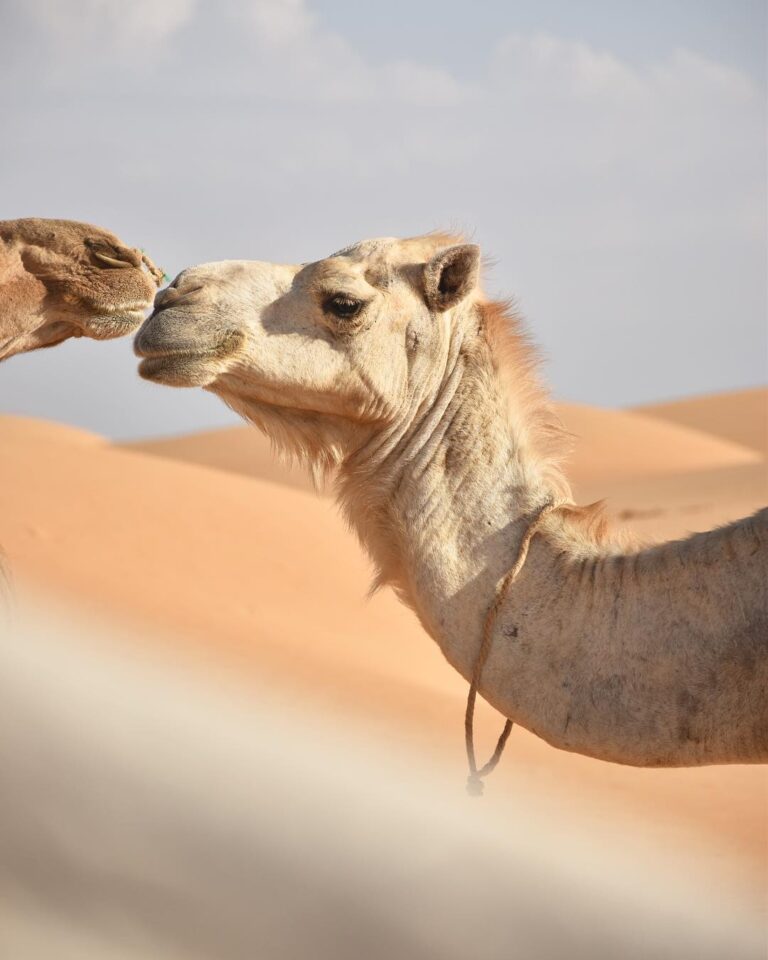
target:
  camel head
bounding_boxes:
[0,218,164,361]
[135,235,482,467]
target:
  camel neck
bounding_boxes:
[0,272,49,360]
[340,329,561,673]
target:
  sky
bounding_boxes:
[0,0,765,439]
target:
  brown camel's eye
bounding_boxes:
[324,294,364,320]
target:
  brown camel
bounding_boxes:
[0,218,163,361]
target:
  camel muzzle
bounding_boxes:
[135,282,210,358]
[134,279,245,388]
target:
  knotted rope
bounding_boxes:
[140,251,168,286]
[464,498,563,796]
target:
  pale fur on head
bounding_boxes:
[260,280,575,498]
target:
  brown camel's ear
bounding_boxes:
[423,244,481,312]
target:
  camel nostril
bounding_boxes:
[153,288,177,312]
[92,251,133,269]
[151,283,204,316]
[120,246,143,269]
[88,243,143,271]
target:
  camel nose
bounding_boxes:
[152,277,204,315]
[134,275,210,358]
[86,238,143,270]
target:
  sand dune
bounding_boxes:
[579,461,768,542]
[636,387,767,455]
[124,424,315,493]
[560,401,762,487]
[124,398,762,496]
[1,414,105,449]
[1,405,766,910]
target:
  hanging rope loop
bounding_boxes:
[464,498,563,797]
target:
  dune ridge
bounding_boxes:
[636,387,767,454]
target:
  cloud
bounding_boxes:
[19,0,196,48]
[482,32,763,237]
[492,33,647,103]
[13,0,468,104]
[489,32,761,150]
[237,0,469,104]
[491,31,758,103]
[247,0,317,47]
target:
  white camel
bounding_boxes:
[134,234,767,770]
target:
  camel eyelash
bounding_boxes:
[322,294,365,320]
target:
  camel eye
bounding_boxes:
[324,294,363,320]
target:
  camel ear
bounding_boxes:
[423,244,480,312]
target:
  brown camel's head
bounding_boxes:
[134,234,482,469]
[0,218,164,361]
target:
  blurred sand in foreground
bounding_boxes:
[1,607,763,960]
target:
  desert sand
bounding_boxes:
[0,389,766,918]
[637,387,767,455]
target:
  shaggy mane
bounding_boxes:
[479,298,630,550]
[479,298,572,498]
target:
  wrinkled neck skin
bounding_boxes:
[341,310,556,663]
[0,259,70,361]
[332,305,768,768]
[0,305,63,362]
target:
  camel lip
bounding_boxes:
[134,341,226,362]
[137,349,215,366]
[90,306,149,321]
[104,301,154,313]
[135,328,245,362]
[137,351,222,387]
[83,309,148,339]
[80,297,154,315]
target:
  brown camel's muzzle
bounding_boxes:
[71,242,164,340]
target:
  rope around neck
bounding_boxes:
[464,498,563,796]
